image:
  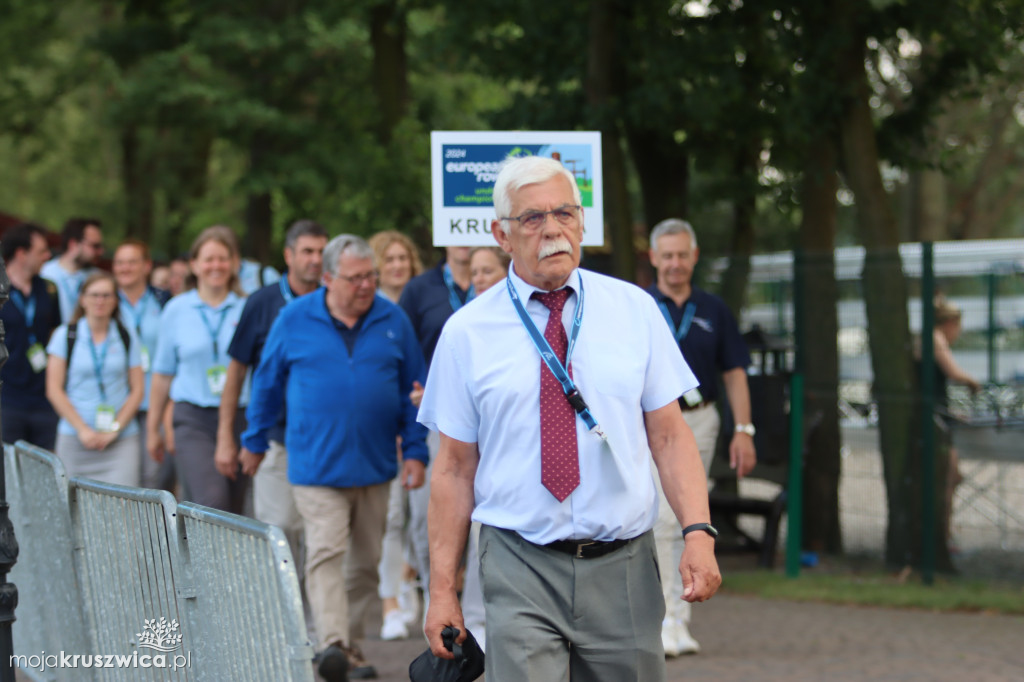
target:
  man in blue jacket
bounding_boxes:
[240,234,428,682]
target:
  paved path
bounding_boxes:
[359,594,1024,681]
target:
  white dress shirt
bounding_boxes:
[417,266,698,544]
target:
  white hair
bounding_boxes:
[493,155,582,220]
[323,234,373,275]
[649,218,698,251]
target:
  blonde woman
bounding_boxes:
[46,271,144,486]
[369,230,423,303]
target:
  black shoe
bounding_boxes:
[317,643,349,682]
[342,643,377,679]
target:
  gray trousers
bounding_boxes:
[173,402,248,513]
[479,525,665,682]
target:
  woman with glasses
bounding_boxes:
[147,225,249,513]
[45,271,144,486]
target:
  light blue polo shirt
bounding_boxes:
[119,288,164,412]
[47,318,143,437]
[152,290,248,407]
[41,260,96,322]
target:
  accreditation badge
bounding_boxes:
[27,343,48,373]
[140,344,151,373]
[683,387,704,406]
[95,404,117,432]
[206,365,227,396]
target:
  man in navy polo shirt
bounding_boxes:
[1,223,62,449]
[399,245,484,638]
[214,219,328,563]
[648,218,757,656]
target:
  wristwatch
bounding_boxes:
[735,423,756,437]
[109,421,121,433]
[682,522,719,539]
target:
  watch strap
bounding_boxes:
[682,522,718,539]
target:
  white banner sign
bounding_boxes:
[430,131,604,247]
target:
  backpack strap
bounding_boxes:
[115,318,132,374]
[64,323,77,390]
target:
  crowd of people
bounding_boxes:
[1,157,775,681]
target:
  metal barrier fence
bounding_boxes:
[5,441,314,682]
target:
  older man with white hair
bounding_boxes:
[240,234,428,681]
[418,155,721,681]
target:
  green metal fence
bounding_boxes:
[706,239,1024,582]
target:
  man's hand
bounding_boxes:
[729,432,757,478]
[239,447,265,477]
[402,458,426,490]
[679,533,721,603]
[214,435,240,480]
[424,589,467,660]
[409,380,425,408]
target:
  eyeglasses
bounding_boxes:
[83,241,104,251]
[500,205,581,231]
[334,271,378,286]
[84,292,116,300]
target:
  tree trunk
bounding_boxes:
[121,126,154,242]
[719,145,759,316]
[586,0,634,282]
[835,18,951,571]
[163,132,212,258]
[798,135,843,554]
[625,128,688,226]
[244,190,273,265]
[370,0,408,146]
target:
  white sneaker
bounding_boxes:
[380,609,409,641]
[662,619,680,657]
[675,619,700,655]
[397,579,421,627]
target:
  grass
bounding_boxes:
[720,568,1024,615]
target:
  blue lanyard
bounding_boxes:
[60,272,85,309]
[279,276,295,303]
[199,304,231,362]
[659,301,697,343]
[506,271,599,431]
[443,264,475,312]
[120,289,152,335]
[11,290,38,344]
[86,328,111,403]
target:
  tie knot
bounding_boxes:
[532,288,571,314]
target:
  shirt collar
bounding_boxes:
[507,264,580,305]
[191,290,240,311]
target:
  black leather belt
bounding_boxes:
[680,399,713,412]
[542,537,632,559]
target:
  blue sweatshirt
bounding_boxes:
[242,289,428,488]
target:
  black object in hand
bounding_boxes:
[408,626,485,682]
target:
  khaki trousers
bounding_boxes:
[293,481,390,649]
[652,402,720,626]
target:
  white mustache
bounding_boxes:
[538,239,573,260]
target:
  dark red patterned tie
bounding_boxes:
[533,289,580,502]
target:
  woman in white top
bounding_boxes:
[45,271,144,486]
